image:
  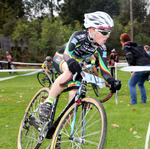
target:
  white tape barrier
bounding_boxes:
[115,62,128,67]
[0,69,42,72]
[120,66,150,72]
[0,76,17,81]
[114,63,128,80]
[0,69,42,81]
[20,69,42,76]
[0,61,42,65]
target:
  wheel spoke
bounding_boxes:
[51,97,107,149]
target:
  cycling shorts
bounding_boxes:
[53,52,65,74]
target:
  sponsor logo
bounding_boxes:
[71,38,78,45]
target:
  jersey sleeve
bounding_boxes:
[63,32,79,61]
[122,46,135,66]
[41,62,46,68]
[97,47,114,82]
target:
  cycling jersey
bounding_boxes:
[42,61,53,69]
[54,30,113,82]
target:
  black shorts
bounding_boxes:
[53,52,65,74]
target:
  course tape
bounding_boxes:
[0,69,42,72]
[0,69,42,81]
[0,76,17,81]
[0,61,42,65]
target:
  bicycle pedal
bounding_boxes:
[39,116,50,122]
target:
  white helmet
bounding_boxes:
[46,56,52,61]
[84,11,114,29]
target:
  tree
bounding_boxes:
[39,17,82,56]
[23,0,61,21]
[0,0,25,35]
[11,17,43,62]
[119,0,147,26]
[58,0,120,26]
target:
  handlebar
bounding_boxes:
[59,72,114,103]
[99,90,113,103]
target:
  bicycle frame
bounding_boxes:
[46,81,85,139]
[18,71,114,149]
[46,71,110,140]
[42,68,54,85]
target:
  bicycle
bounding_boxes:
[37,68,59,88]
[18,71,113,149]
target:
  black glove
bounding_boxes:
[66,58,82,74]
[107,78,121,93]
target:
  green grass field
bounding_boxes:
[0,69,150,149]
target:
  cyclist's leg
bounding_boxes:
[48,62,72,98]
[39,55,73,120]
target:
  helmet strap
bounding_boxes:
[89,29,97,43]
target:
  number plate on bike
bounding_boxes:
[82,72,106,88]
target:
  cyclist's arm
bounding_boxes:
[63,32,79,61]
[122,46,135,66]
[41,62,45,68]
[97,48,114,83]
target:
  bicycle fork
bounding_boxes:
[69,101,86,144]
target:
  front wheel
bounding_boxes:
[17,87,51,149]
[50,97,107,149]
[37,72,51,87]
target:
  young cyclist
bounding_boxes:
[39,11,122,120]
[41,56,53,74]
[83,54,99,76]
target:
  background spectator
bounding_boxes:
[6,51,12,74]
[0,53,4,69]
[144,45,150,56]
[120,33,150,105]
[109,49,119,77]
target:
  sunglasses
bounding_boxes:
[96,29,111,36]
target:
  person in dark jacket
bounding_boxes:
[120,33,150,105]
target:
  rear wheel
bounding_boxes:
[17,87,52,149]
[50,97,107,149]
[37,72,51,87]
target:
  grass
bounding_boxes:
[0,69,150,148]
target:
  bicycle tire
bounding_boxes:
[17,87,51,149]
[50,97,107,149]
[92,84,100,97]
[37,72,51,87]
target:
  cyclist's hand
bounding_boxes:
[109,79,121,93]
[67,58,82,74]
